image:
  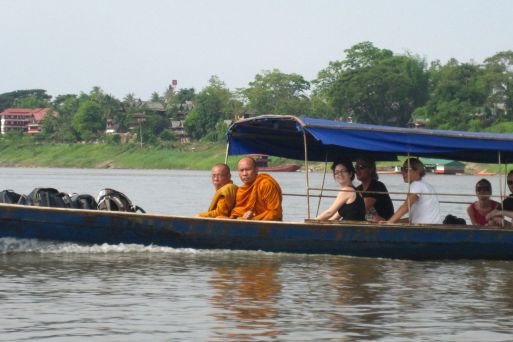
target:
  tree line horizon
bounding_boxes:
[1,41,513,145]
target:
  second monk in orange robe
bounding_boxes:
[230,157,283,221]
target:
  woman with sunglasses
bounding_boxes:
[386,158,441,224]
[355,156,394,221]
[467,178,501,225]
[316,159,365,221]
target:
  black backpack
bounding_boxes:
[443,214,467,225]
[97,188,145,213]
[70,193,98,210]
[0,189,27,205]
[27,188,72,208]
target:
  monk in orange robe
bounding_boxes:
[230,157,283,221]
[198,164,238,218]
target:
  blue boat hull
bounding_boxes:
[2,203,513,260]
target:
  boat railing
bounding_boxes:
[284,187,507,207]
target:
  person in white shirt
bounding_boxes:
[386,158,442,224]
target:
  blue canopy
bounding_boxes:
[227,115,513,163]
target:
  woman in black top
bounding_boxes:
[355,156,394,221]
[315,159,366,221]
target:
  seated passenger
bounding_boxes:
[230,157,283,221]
[355,156,394,221]
[502,170,513,211]
[467,178,501,225]
[197,163,238,218]
[316,159,365,221]
[386,158,442,224]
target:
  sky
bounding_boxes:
[2,0,513,100]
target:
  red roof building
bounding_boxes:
[0,108,53,135]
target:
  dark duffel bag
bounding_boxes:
[97,188,145,213]
[0,189,27,205]
[70,193,98,210]
[27,188,72,208]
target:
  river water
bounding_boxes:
[1,168,513,341]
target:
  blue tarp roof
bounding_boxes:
[227,115,513,163]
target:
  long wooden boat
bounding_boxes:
[3,114,513,260]
[2,203,513,260]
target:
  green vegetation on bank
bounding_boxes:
[0,142,296,170]
[0,143,226,170]
[0,141,505,174]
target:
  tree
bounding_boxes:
[184,76,240,140]
[71,100,104,140]
[483,51,513,121]
[414,59,488,130]
[243,69,310,115]
[314,42,429,126]
[0,89,51,111]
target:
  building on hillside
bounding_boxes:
[105,118,119,134]
[144,101,166,114]
[0,108,54,135]
[168,101,194,143]
[129,112,146,131]
[176,101,194,121]
[170,120,189,143]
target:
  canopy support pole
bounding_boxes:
[406,154,411,224]
[303,131,311,219]
[499,151,504,227]
[224,141,230,164]
[316,154,329,217]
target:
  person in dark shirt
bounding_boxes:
[503,170,513,211]
[316,159,365,221]
[355,156,394,221]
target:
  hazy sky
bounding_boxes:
[2,0,512,100]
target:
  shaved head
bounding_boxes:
[237,157,258,185]
[211,163,231,190]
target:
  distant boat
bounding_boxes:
[246,154,301,172]
[476,171,496,176]
[377,166,401,174]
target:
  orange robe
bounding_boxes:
[230,174,283,221]
[198,182,238,218]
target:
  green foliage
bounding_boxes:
[71,100,104,140]
[184,76,240,140]
[243,69,310,115]
[314,42,428,126]
[484,121,513,133]
[104,134,121,145]
[14,95,51,108]
[203,121,229,142]
[140,112,169,141]
[159,130,176,141]
[415,59,490,130]
[483,51,513,121]
[0,89,51,111]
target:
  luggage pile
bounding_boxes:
[0,187,145,213]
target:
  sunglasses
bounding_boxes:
[334,170,350,176]
[476,186,491,193]
[400,166,414,173]
[508,180,513,186]
[356,165,369,171]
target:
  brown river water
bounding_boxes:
[1,168,513,341]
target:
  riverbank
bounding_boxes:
[0,142,291,170]
[0,142,227,170]
[0,142,503,173]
